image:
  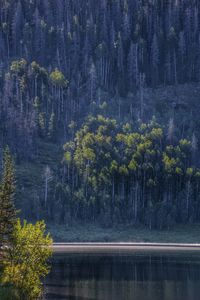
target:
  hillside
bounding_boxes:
[1,0,200,229]
[11,82,200,228]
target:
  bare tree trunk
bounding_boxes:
[134,181,138,221]
[44,177,48,208]
[186,180,191,219]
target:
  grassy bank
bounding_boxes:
[49,223,200,244]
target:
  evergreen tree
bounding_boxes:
[0,148,17,245]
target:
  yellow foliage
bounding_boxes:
[50,68,68,87]
[2,219,52,300]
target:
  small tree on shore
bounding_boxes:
[0,149,53,300]
[2,220,52,300]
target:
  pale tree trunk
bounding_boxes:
[134,181,138,221]
[139,73,145,120]
[44,165,52,209]
[186,180,191,219]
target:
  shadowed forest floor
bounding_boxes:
[49,223,200,243]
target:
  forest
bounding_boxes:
[1,0,200,228]
[62,115,200,228]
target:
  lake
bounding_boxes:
[45,250,200,300]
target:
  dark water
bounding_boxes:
[45,251,200,300]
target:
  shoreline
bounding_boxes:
[49,223,200,245]
[52,242,200,253]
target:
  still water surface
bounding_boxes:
[45,251,200,300]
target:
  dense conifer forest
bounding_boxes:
[1,0,200,228]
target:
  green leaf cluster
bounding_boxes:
[2,220,52,300]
